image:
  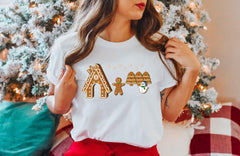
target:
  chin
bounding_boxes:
[130,13,144,20]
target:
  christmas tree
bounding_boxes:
[155,0,221,119]
[0,0,78,102]
[0,0,221,119]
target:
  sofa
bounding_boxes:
[0,101,238,156]
[49,102,240,156]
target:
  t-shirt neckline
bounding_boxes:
[96,35,138,48]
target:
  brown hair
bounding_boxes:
[65,0,182,82]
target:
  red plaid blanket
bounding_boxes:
[49,125,73,156]
[190,103,240,156]
[49,103,240,156]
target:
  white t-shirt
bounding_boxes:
[47,32,177,148]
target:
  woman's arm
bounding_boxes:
[46,65,77,114]
[161,37,201,122]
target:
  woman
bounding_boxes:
[46,0,201,155]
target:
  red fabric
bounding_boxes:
[49,125,74,156]
[190,103,240,156]
[64,138,159,156]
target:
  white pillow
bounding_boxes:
[157,121,194,156]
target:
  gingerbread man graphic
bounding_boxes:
[112,77,125,96]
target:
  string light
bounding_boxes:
[29,33,33,39]
[180,34,187,41]
[29,2,38,8]
[0,33,4,38]
[18,71,28,78]
[155,2,163,13]
[196,76,200,83]
[18,72,24,78]
[66,2,75,10]
[34,59,42,70]
[14,87,21,94]
[42,79,48,85]
[202,65,210,74]
[190,22,198,27]
[188,1,197,10]
[53,15,64,25]
[10,34,14,40]
[199,25,208,30]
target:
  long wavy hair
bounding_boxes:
[65,0,182,82]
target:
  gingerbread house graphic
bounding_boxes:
[82,64,112,98]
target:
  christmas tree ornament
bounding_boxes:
[196,84,207,92]
[201,103,211,110]
[112,77,125,96]
[82,64,112,98]
[139,81,149,94]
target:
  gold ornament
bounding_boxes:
[196,84,207,92]
[201,103,211,110]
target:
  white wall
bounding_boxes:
[201,0,240,102]
[0,1,13,8]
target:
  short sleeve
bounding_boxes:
[159,53,178,92]
[46,40,65,85]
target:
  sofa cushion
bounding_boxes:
[190,103,240,156]
[50,125,73,156]
[0,101,60,156]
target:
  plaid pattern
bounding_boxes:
[49,125,73,156]
[190,102,240,156]
[49,103,240,156]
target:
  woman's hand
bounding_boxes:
[165,37,201,73]
[54,65,77,114]
[162,37,201,121]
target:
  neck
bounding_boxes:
[99,14,134,42]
